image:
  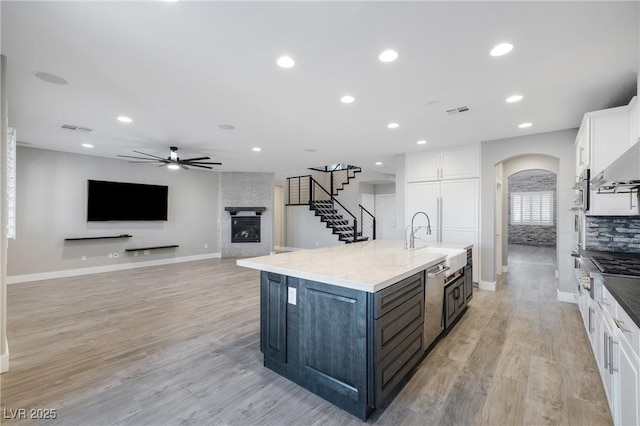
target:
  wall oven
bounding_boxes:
[572,168,590,212]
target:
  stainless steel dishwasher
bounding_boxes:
[424,262,449,350]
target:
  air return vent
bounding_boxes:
[60,124,92,132]
[446,106,471,115]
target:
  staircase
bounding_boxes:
[287,173,375,244]
[310,199,368,243]
[308,164,362,196]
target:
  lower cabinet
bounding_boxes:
[580,290,640,426]
[259,270,426,420]
[444,274,465,330]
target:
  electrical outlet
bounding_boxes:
[133,251,139,257]
[315,241,319,247]
[144,250,150,256]
[204,243,208,249]
[113,252,119,258]
[81,255,87,262]
[108,253,113,259]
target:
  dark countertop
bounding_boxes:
[580,249,640,328]
[602,275,640,328]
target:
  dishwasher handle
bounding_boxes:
[427,265,450,277]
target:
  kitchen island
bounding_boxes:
[237,240,472,420]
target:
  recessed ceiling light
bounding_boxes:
[518,122,532,128]
[304,148,316,153]
[168,164,180,170]
[387,122,399,129]
[506,95,523,103]
[218,124,235,130]
[252,147,261,152]
[378,50,398,63]
[33,71,68,85]
[490,43,513,57]
[81,143,93,148]
[340,95,355,104]
[417,140,427,145]
[375,162,383,166]
[117,116,132,123]
[276,56,295,68]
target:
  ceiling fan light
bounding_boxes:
[168,164,180,170]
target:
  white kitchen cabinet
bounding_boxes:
[406,179,479,282]
[406,147,479,182]
[579,101,635,216]
[616,332,640,426]
[630,96,639,148]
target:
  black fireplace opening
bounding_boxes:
[231,216,261,243]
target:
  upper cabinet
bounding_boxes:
[407,147,479,182]
[630,96,639,149]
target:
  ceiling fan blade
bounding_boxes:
[181,165,190,170]
[132,150,167,160]
[157,163,167,167]
[186,161,222,165]
[187,163,214,169]
[118,155,159,161]
[180,156,210,162]
[127,161,162,164]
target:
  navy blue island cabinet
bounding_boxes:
[260,270,426,420]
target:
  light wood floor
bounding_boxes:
[1,245,611,425]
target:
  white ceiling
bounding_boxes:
[1,1,638,174]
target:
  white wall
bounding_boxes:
[285,205,342,249]
[1,53,9,372]
[8,147,221,278]
[481,129,576,293]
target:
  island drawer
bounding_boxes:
[375,290,424,362]
[373,271,425,319]
[375,325,424,405]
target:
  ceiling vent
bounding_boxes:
[60,124,92,132]
[446,106,471,115]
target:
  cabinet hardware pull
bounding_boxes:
[604,332,609,369]
[613,318,632,333]
[588,307,595,333]
[601,297,612,307]
[609,337,616,375]
[427,266,450,277]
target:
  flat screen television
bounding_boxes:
[87,180,168,221]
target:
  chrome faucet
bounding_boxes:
[407,211,432,249]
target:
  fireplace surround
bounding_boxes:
[231,216,261,243]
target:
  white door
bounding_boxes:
[274,186,284,249]
[407,182,439,243]
[375,194,396,239]
[440,179,478,244]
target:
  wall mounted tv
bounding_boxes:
[87,180,168,221]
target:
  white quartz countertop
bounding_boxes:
[236,240,470,293]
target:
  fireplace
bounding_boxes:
[231,216,261,243]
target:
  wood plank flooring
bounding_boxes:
[0,245,611,425]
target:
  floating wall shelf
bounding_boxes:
[124,245,179,252]
[64,234,132,241]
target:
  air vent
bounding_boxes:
[446,106,471,115]
[60,124,92,132]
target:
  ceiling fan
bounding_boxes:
[118,146,221,170]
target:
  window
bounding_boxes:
[511,191,553,225]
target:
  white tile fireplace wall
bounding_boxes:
[221,172,274,258]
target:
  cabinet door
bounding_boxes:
[260,272,287,363]
[406,182,439,243]
[463,264,473,303]
[406,152,440,182]
[616,332,640,426]
[601,314,615,411]
[440,179,478,246]
[576,117,590,173]
[629,96,639,148]
[440,148,479,179]
[299,280,369,413]
[444,283,458,329]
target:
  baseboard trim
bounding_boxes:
[0,340,8,373]
[502,265,509,273]
[7,253,222,285]
[557,289,578,304]
[478,280,496,291]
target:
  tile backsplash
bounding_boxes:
[585,216,640,253]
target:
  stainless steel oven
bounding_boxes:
[572,168,590,212]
